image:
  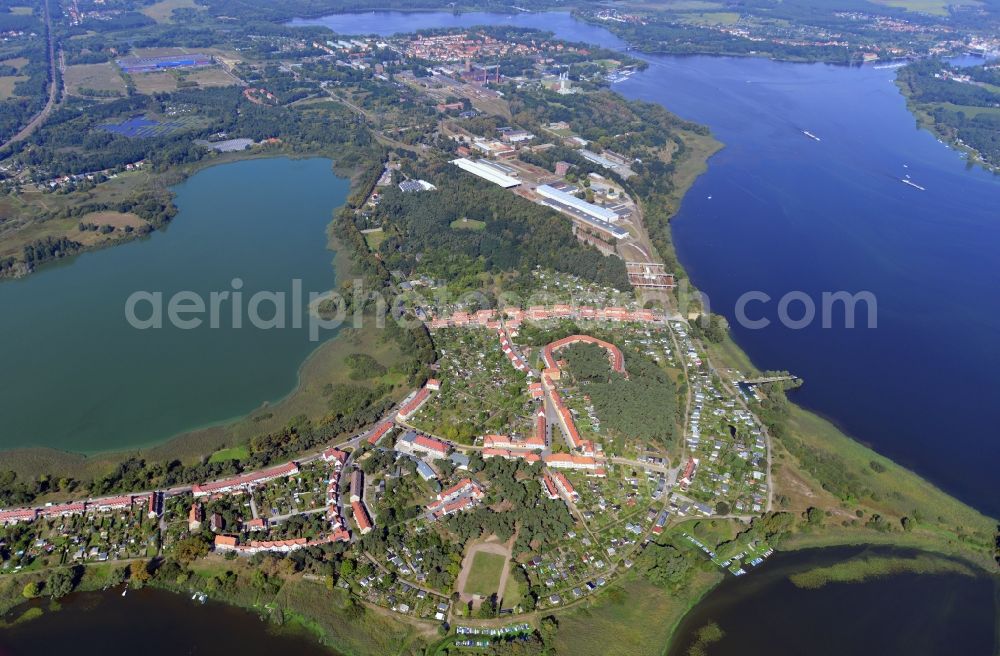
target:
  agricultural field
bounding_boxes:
[678,11,741,25]
[129,71,190,95]
[180,66,241,88]
[63,62,127,97]
[0,75,26,100]
[140,0,205,23]
[871,0,980,15]
[129,66,239,95]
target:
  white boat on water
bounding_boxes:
[803,130,821,142]
[901,178,926,191]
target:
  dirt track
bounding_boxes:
[455,538,513,607]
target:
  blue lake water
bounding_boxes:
[0,157,346,453]
[293,11,1000,517]
[666,546,999,656]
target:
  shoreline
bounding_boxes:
[0,152,363,476]
[894,77,1000,176]
[1,542,991,651]
[0,148,342,283]
[0,14,997,656]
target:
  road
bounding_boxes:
[0,0,60,151]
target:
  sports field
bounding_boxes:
[462,552,506,597]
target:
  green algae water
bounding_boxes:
[0,157,347,453]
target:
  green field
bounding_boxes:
[552,574,722,656]
[0,75,26,100]
[63,62,127,97]
[140,0,204,22]
[501,573,522,609]
[208,445,250,463]
[935,102,1000,118]
[362,228,385,250]
[870,0,981,15]
[450,218,486,231]
[464,552,506,597]
[680,11,741,25]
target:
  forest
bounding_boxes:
[369,162,630,294]
[13,79,367,178]
[898,60,1000,168]
[0,38,50,143]
[198,0,571,23]
[562,342,678,449]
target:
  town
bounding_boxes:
[2,7,996,656]
[1,278,778,627]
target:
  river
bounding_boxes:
[0,157,347,453]
[293,10,1000,519]
[0,587,336,655]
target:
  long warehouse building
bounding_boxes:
[450,158,521,188]
[535,185,620,223]
[535,185,629,241]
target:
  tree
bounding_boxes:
[21,581,40,598]
[539,615,558,645]
[129,560,152,585]
[173,534,211,564]
[46,568,76,598]
[110,565,130,587]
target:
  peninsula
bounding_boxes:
[0,3,997,656]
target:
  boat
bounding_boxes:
[802,130,821,142]
[873,61,908,70]
[901,178,926,191]
[121,588,127,597]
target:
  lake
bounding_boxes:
[292,11,1000,518]
[0,587,336,656]
[666,546,999,656]
[0,157,347,453]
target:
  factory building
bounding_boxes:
[450,158,521,188]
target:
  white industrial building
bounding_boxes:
[535,184,621,223]
[451,158,521,188]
